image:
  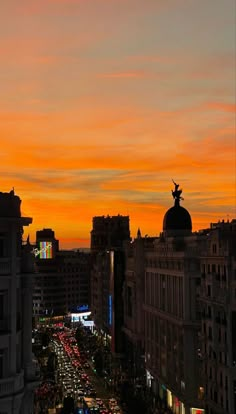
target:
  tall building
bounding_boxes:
[90,215,130,353]
[57,249,91,314]
[33,229,65,324]
[123,182,206,414]
[122,230,154,384]
[0,189,39,414]
[32,229,91,327]
[90,214,130,253]
[200,219,236,414]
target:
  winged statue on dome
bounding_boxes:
[171,179,184,203]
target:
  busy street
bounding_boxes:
[33,326,126,414]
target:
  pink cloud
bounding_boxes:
[206,102,236,113]
[97,71,146,79]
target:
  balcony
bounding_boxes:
[0,370,24,398]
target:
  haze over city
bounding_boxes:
[1,0,235,248]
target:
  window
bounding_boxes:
[207,285,211,297]
[0,236,7,258]
[0,291,7,329]
[127,286,132,317]
[0,350,4,378]
[208,326,212,340]
[0,295,3,321]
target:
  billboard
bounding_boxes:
[39,241,53,259]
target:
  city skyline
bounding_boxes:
[1,0,235,248]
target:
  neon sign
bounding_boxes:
[108,294,112,326]
[77,304,89,312]
[32,242,52,257]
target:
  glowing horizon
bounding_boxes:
[1,0,235,248]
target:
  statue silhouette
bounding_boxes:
[171,179,184,204]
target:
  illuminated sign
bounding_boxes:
[77,304,89,312]
[32,242,52,259]
[191,409,205,414]
[82,320,94,327]
[71,312,91,322]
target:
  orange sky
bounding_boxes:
[1,0,235,248]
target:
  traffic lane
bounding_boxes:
[52,331,124,413]
[83,364,124,413]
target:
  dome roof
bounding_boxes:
[163,204,192,233]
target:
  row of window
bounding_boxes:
[145,272,184,317]
[146,259,183,271]
[202,263,227,276]
[205,376,229,410]
[58,268,88,273]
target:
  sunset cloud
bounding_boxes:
[98,71,146,79]
[1,0,235,247]
[206,102,236,113]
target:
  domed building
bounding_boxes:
[163,180,192,236]
[139,182,205,414]
[122,182,236,414]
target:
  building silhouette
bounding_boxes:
[121,184,236,414]
[32,229,91,327]
[90,215,130,354]
[33,229,65,324]
[0,189,39,413]
[123,184,205,414]
[90,214,130,253]
[199,219,236,414]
